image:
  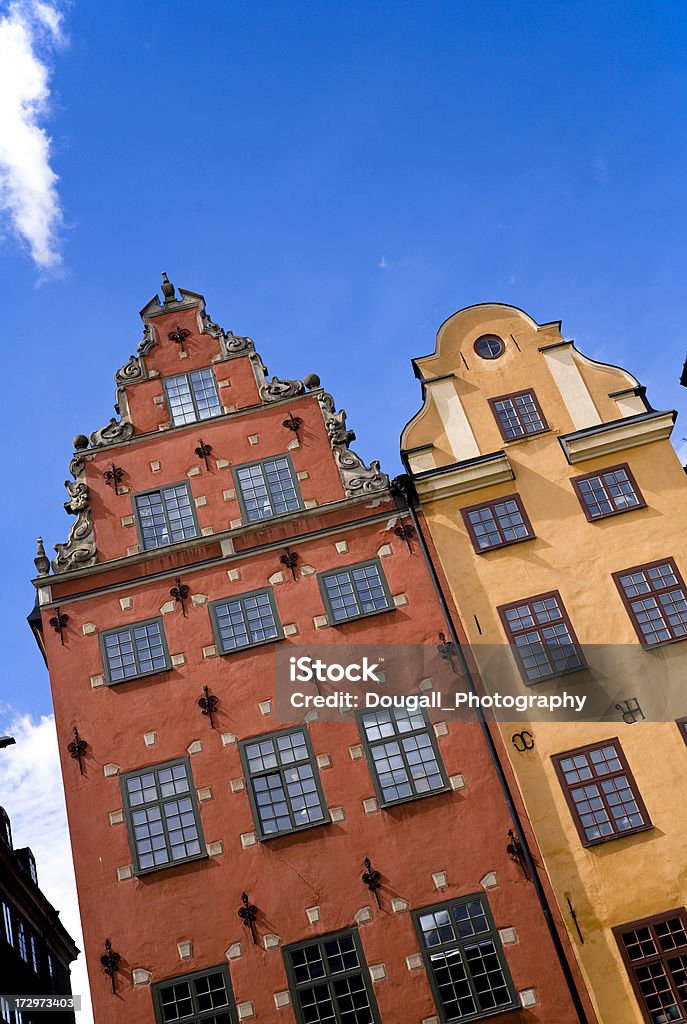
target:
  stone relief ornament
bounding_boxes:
[259,376,307,402]
[89,417,135,448]
[318,392,389,496]
[114,353,146,385]
[52,460,97,574]
[220,330,255,357]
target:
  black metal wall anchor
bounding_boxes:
[238,892,258,944]
[195,439,213,470]
[393,523,414,552]
[506,829,530,880]
[168,324,190,351]
[67,727,88,775]
[198,686,218,729]
[362,857,382,908]
[103,464,124,495]
[615,698,646,724]
[437,632,458,673]
[280,547,300,581]
[566,895,584,944]
[101,938,121,993]
[511,730,535,752]
[282,411,303,436]
[170,578,190,617]
[49,609,69,645]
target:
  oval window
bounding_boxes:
[474,335,505,360]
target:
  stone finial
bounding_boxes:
[304,373,321,390]
[161,272,175,304]
[34,537,50,577]
[73,434,89,450]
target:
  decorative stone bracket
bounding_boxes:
[318,392,389,496]
[52,441,97,574]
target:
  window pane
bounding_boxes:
[286,932,378,1024]
[189,368,222,421]
[213,591,279,652]
[164,375,197,426]
[135,485,198,550]
[617,561,687,646]
[236,458,301,522]
[500,592,583,682]
[322,562,390,623]
[123,761,203,874]
[154,968,234,1024]
[556,740,648,845]
[104,621,167,681]
[164,369,222,426]
[492,392,545,439]
[242,729,325,838]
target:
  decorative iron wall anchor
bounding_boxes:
[511,731,535,752]
[362,857,382,908]
[437,632,458,673]
[282,411,303,436]
[280,547,300,581]
[101,938,121,994]
[170,578,190,617]
[198,686,218,729]
[506,829,530,880]
[67,727,88,775]
[238,892,258,944]
[393,523,414,552]
[615,698,646,724]
[49,609,69,645]
[103,464,124,495]
[566,895,584,944]
[168,325,190,352]
[195,439,212,470]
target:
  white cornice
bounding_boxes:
[558,410,676,464]
[414,451,515,502]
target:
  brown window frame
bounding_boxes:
[552,738,652,848]
[497,590,586,683]
[461,494,535,553]
[614,908,687,1024]
[488,389,549,442]
[571,463,646,521]
[613,557,687,648]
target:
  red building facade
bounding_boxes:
[31,279,595,1024]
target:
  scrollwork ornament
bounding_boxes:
[114,354,146,385]
[220,331,255,357]
[89,418,135,448]
[259,376,306,402]
[318,392,389,496]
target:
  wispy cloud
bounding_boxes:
[377,256,389,269]
[0,1,67,270]
[0,707,93,1021]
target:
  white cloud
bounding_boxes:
[377,256,389,269]
[0,0,66,270]
[0,707,93,1021]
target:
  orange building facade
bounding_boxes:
[31,280,595,1024]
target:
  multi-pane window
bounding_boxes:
[2,902,12,946]
[234,456,302,522]
[615,910,687,1024]
[30,935,38,973]
[122,759,205,874]
[319,560,392,624]
[413,895,516,1021]
[101,618,169,683]
[134,483,199,550]
[284,929,380,1024]
[152,966,236,1024]
[489,389,547,441]
[17,921,27,962]
[572,464,645,520]
[358,707,448,806]
[163,368,223,427]
[209,589,282,654]
[240,728,328,839]
[553,740,650,847]
[461,495,534,552]
[498,591,585,682]
[614,559,687,647]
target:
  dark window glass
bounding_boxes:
[473,335,505,360]
[616,910,687,1024]
[234,457,301,522]
[490,390,547,440]
[164,368,223,426]
[153,966,236,1024]
[17,921,27,962]
[240,729,327,839]
[0,808,11,848]
[30,935,38,973]
[122,759,205,874]
[101,619,169,682]
[573,465,644,520]
[462,495,533,552]
[210,589,282,653]
[319,560,391,623]
[553,740,650,846]
[498,591,585,682]
[358,707,448,806]
[615,559,687,647]
[134,484,199,550]
[2,903,13,946]
[285,929,379,1024]
[414,895,516,1021]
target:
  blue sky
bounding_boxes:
[3,0,687,719]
